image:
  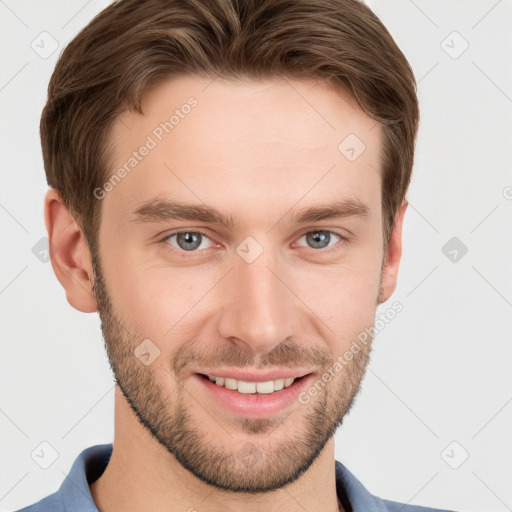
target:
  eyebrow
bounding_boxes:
[129,198,370,227]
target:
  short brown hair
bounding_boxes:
[41,0,419,252]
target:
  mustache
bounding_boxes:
[172,338,332,378]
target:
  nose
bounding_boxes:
[217,244,299,355]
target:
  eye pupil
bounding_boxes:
[177,232,202,251]
[306,231,330,249]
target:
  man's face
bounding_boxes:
[92,76,387,492]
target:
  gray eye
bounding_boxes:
[301,231,340,250]
[177,232,202,251]
[166,231,212,252]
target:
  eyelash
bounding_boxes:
[159,229,348,256]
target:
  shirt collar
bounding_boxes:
[57,444,111,511]
[335,460,388,512]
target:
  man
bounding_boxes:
[16,0,462,511]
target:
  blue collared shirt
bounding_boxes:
[15,444,461,512]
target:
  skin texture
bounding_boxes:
[45,75,407,512]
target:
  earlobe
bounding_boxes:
[44,188,98,313]
[378,200,408,304]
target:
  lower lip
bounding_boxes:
[193,373,315,419]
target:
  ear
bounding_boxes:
[44,188,98,313]
[378,200,408,304]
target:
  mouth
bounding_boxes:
[193,372,316,418]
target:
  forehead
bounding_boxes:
[105,75,382,221]
[113,75,379,151]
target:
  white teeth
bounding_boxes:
[274,379,285,391]
[238,381,256,394]
[224,377,238,390]
[256,381,274,394]
[206,374,297,394]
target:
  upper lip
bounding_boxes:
[194,368,315,382]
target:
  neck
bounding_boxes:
[90,388,343,512]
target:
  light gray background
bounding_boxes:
[1,1,511,511]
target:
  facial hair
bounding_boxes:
[91,251,375,494]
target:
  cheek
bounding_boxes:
[291,245,383,345]
[101,247,214,340]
